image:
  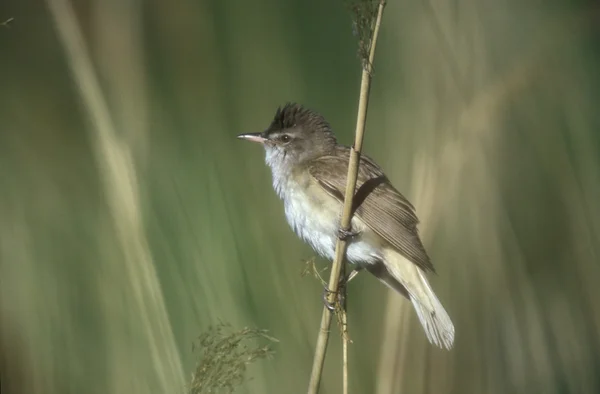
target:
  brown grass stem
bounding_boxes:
[342,293,349,394]
[307,1,386,393]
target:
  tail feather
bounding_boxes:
[381,250,455,350]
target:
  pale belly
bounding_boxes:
[280,181,381,266]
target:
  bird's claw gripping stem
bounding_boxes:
[337,227,360,241]
[322,275,349,311]
[322,287,337,311]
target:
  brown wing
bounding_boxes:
[308,146,435,273]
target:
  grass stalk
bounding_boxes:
[341,290,349,394]
[307,1,386,393]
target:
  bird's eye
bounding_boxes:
[279,134,291,143]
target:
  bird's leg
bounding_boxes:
[337,226,361,241]
[322,266,363,311]
[335,267,358,308]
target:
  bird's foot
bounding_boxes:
[322,286,337,311]
[322,274,352,311]
[337,227,360,241]
[322,285,346,311]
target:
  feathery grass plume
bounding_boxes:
[344,0,380,68]
[189,323,278,394]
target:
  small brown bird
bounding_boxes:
[238,103,454,349]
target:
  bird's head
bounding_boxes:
[238,103,337,170]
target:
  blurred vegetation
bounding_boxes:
[1,0,599,394]
[0,17,14,28]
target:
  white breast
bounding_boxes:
[272,168,381,266]
[282,180,338,259]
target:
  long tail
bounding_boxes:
[378,249,455,350]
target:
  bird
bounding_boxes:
[237,103,454,349]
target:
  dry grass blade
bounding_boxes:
[301,257,329,287]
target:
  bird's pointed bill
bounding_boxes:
[237,133,267,143]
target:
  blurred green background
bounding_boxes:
[1,0,599,393]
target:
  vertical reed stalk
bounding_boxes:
[307,2,387,393]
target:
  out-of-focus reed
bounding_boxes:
[0,0,598,393]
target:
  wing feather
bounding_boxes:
[308,147,435,273]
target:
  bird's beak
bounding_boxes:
[237,133,267,144]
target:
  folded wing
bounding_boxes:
[307,147,435,273]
